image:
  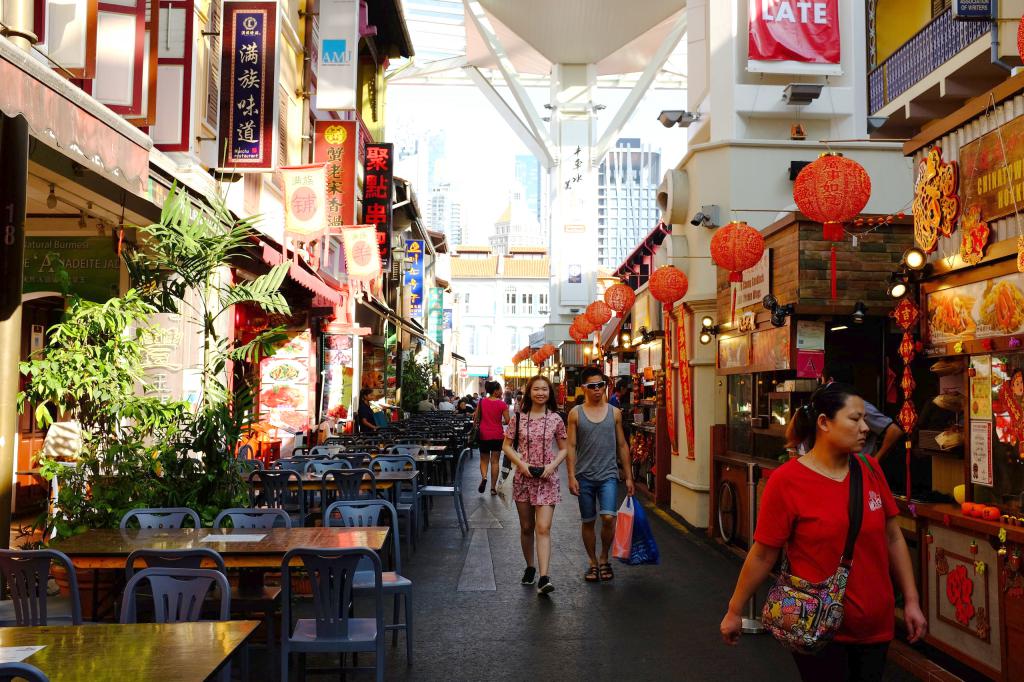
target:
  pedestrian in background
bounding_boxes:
[566,367,634,583]
[720,382,925,681]
[502,375,568,594]
[474,380,509,495]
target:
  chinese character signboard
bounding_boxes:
[313,121,357,228]
[404,239,424,319]
[362,143,394,269]
[218,0,278,170]
[747,0,841,76]
[315,0,358,110]
[282,164,327,236]
[427,287,444,343]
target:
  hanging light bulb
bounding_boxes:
[46,184,57,209]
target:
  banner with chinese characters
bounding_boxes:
[340,224,381,294]
[313,121,357,229]
[315,0,358,111]
[217,0,278,170]
[362,143,394,269]
[747,0,841,76]
[281,164,327,236]
[404,239,425,319]
[427,287,444,343]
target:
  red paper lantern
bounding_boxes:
[531,351,544,365]
[710,221,765,283]
[793,153,872,240]
[542,343,557,358]
[648,266,689,308]
[604,282,636,315]
[575,315,597,335]
[585,301,613,327]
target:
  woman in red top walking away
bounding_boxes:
[474,380,509,495]
[720,382,926,681]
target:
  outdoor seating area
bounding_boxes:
[0,413,473,681]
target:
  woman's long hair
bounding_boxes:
[785,382,861,450]
[521,375,558,414]
[484,380,502,397]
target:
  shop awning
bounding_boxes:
[451,352,467,363]
[260,243,344,305]
[600,315,626,348]
[561,342,585,366]
[0,38,150,196]
[355,294,440,352]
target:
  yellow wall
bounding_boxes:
[875,0,932,64]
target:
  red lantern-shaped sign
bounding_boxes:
[585,301,613,327]
[648,266,689,309]
[604,282,636,315]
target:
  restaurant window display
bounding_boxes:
[320,334,355,434]
[258,330,314,458]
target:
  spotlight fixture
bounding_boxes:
[699,317,719,345]
[768,303,794,328]
[902,247,926,271]
[782,83,824,106]
[690,204,719,228]
[887,280,907,299]
[852,301,867,325]
[700,315,715,329]
[762,294,778,311]
[46,184,57,209]
[658,110,701,128]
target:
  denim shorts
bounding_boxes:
[576,477,618,522]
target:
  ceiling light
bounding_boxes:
[699,331,713,345]
[782,83,823,106]
[903,247,926,271]
[830,324,849,332]
[852,301,867,324]
[46,184,57,209]
[701,315,715,329]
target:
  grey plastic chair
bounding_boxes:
[119,507,201,530]
[0,662,48,682]
[0,549,81,626]
[419,448,470,534]
[280,548,384,682]
[305,460,352,476]
[124,547,225,579]
[235,457,263,474]
[120,567,230,623]
[248,470,306,526]
[323,500,413,661]
[237,443,255,460]
[370,456,419,551]
[321,468,377,503]
[213,508,292,530]
[275,459,308,474]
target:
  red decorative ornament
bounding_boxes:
[891,298,920,333]
[648,265,689,310]
[604,282,636,315]
[709,221,765,322]
[1018,14,1024,63]
[793,153,872,299]
[898,399,918,435]
[585,301,613,327]
[901,367,915,396]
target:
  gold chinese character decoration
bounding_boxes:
[958,205,990,266]
[913,147,960,254]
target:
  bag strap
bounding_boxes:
[513,412,521,451]
[840,455,864,566]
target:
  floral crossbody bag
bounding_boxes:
[761,454,864,654]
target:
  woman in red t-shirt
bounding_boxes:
[474,380,510,494]
[720,383,926,681]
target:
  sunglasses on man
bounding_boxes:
[582,381,607,390]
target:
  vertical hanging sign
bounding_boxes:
[313,121,358,229]
[218,0,278,170]
[315,0,358,111]
[427,287,444,343]
[404,239,424,319]
[363,143,394,269]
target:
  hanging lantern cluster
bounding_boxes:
[511,346,532,364]
[604,282,636,315]
[648,265,689,309]
[709,221,765,322]
[585,300,613,327]
[793,153,872,299]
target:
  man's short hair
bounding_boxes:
[579,366,606,384]
[615,378,630,393]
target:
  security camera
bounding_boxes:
[690,212,708,227]
[689,204,719,228]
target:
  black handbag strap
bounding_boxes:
[513,412,521,451]
[840,455,864,566]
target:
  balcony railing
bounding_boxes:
[868,9,992,114]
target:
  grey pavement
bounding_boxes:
[291,455,920,681]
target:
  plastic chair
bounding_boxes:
[305,460,352,476]
[275,459,308,474]
[125,547,225,579]
[0,662,48,682]
[308,446,337,458]
[321,468,377,503]
[370,457,419,551]
[237,443,255,460]
[213,508,292,530]
[0,549,81,626]
[120,567,230,623]
[248,470,306,526]
[419,448,470,535]
[235,457,263,474]
[280,548,385,682]
[119,507,201,530]
[323,501,413,662]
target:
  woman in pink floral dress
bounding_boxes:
[502,375,567,595]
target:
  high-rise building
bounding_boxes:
[489,184,545,255]
[596,139,661,269]
[515,154,541,223]
[429,183,463,247]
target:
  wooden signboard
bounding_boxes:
[959,114,1024,223]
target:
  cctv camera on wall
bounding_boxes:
[690,205,719,228]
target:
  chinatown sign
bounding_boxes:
[217,0,278,170]
[959,115,1024,224]
[747,0,841,76]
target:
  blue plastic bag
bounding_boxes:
[622,499,660,565]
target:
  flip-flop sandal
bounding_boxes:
[599,563,614,581]
[584,566,600,582]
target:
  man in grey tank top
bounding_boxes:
[567,366,634,583]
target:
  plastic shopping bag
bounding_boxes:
[495,456,515,508]
[625,500,660,565]
[611,496,635,560]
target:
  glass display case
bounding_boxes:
[727,374,752,455]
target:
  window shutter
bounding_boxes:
[203,0,221,131]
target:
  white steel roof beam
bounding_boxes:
[593,10,687,167]
[464,66,554,169]
[463,0,556,167]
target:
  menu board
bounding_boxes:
[259,331,312,436]
[970,421,993,487]
[751,325,791,371]
[321,334,354,421]
[926,270,1024,345]
[970,355,993,420]
[718,334,750,370]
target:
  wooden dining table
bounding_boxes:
[0,620,259,681]
[50,527,390,570]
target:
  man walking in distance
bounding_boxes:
[567,367,635,582]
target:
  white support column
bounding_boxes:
[463,66,553,170]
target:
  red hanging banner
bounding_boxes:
[676,308,695,460]
[748,0,840,68]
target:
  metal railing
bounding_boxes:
[868,8,992,114]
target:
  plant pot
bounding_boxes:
[52,563,119,622]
